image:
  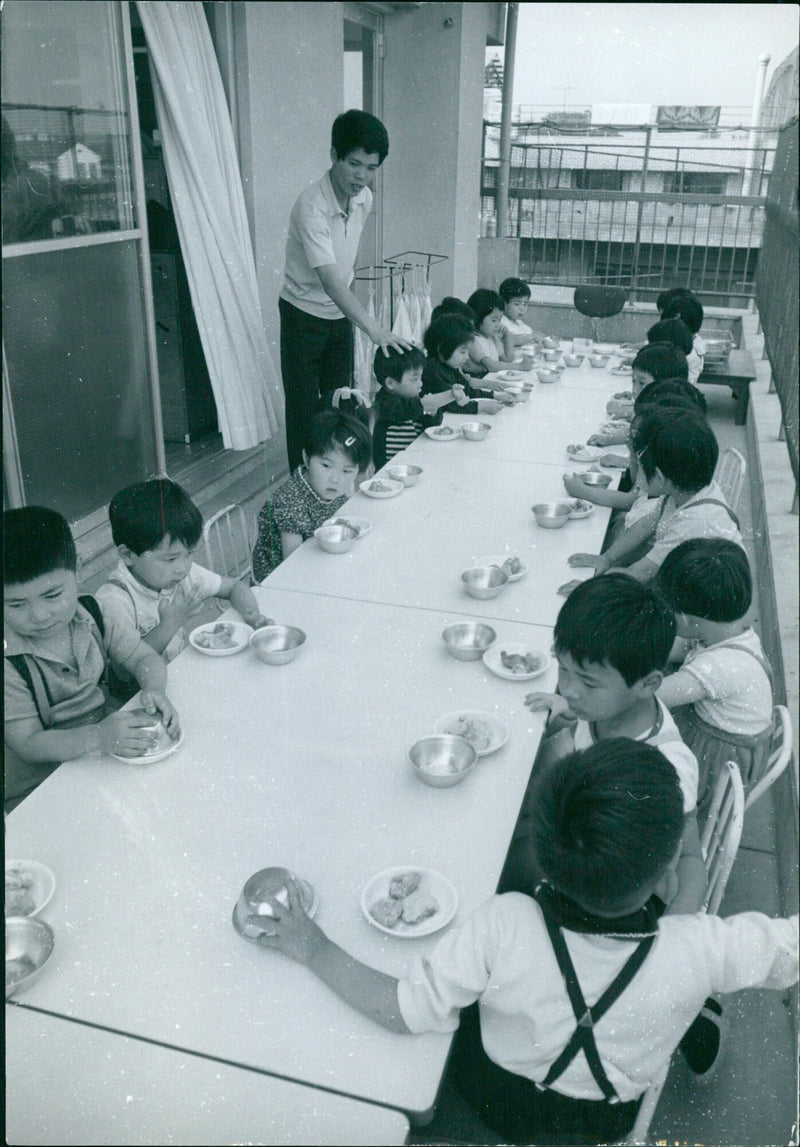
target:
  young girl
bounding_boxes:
[251,411,371,583]
[465,288,528,374]
[656,538,773,804]
[422,314,512,414]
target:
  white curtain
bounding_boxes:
[137,1,279,450]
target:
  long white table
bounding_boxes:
[6,1004,410,1146]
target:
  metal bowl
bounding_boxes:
[248,625,306,664]
[460,566,509,599]
[408,734,478,788]
[580,470,613,488]
[532,501,573,528]
[537,369,560,384]
[563,354,584,367]
[386,464,423,487]
[542,337,560,349]
[542,349,561,362]
[314,524,358,553]
[441,621,497,661]
[6,916,54,998]
[460,422,491,441]
[589,355,609,368]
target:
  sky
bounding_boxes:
[491,4,799,120]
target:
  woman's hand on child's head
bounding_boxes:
[248,878,325,966]
[139,691,181,737]
[568,552,605,570]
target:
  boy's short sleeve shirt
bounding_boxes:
[647,481,742,571]
[499,314,533,337]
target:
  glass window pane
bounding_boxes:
[1,0,134,243]
[3,242,157,521]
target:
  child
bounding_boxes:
[570,406,741,583]
[243,738,798,1145]
[465,288,527,373]
[421,314,512,415]
[98,479,270,674]
[4,507,180,810]
[663,293,706,384]
[372,344,463,470]
[646,317,694,357]
[587,343,690,448]
[251,411,372,582]
[656,285,693,316]
[656,539,773,802]
[498,277,542,358]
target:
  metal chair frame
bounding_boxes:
[713,446,747,516]
[200,503,253,584]
[744,704,793,812]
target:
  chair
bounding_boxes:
[573,285,629,343]
[623,761,745,1143]
[714,447,747,515]
[200,503,253,583]
[744,705,793,812]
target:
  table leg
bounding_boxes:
[735,382,750,426]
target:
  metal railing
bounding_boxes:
[481,122,775,303]
[755,119,799,487]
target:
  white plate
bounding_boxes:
[494,370,525,382]
[361,867,458,938]
[474,554,527,582]
[592,343,617,355]
[566,444,604,463]
[567,499,596,519]
[359,478,404,498]
[110,726,185,765]
[434,711,509,757]
[483,643,551,682]
[5,861,55,917]
[323,515,371,537]
[424,425,461,441]
[189,621,253,656]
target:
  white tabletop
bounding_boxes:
[6,588,555,1119]
[6,1004,410,1146]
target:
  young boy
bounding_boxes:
[371,345,465,470]
[663,293,706,384]
[570,406,741,583]
[498,277,536,359]
[242,739,798,1145]
[97,479,270,679]
[4,507,180,810]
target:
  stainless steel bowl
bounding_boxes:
[441,621,497,661]
[537,369,560,383]
[563,354,584,367]
[408,734,478,788]
[461,566,509,599]
[385,464,423,487]
[542,337,560,349]
[589,355,609,368]
[6,916,54,998]
[580,470,613,488]
[314,524,358,553]
[249,625,307,664]
[542,350,560,362]
[532,501,573,528]
[460,422,491,441]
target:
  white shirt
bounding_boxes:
[499,314,533,337]
[573,698,699,812]
[398,893,798,1102]
[470,333,504,366]
[687,334,706,386]
[96,560,222,663]
[647,481,742,571]
[681,628,773,735]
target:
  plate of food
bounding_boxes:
[361,867,458,938]
[474,554,527,582]
[566,444,604,463]
[424,425,461,441]
[5,861,55,918]
[494,369,525,383]
[567,499,595,519]
[483,644,551,682]
[323,515,371,537]
[434,711,509,757]
[359,477,405,498]
[592,343,617,356]
[110,723,185,765]
[189,620,253,656]
[611,363,633,375]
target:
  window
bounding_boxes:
[665,172,727,195]
[573,170,624,191]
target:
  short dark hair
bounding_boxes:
[656,286,693,316]
[372,344,426,388]
[498,277,531,303]
[631,342,689,381]
[656,538,751,622]
[466,288,505,325]
[553,574,675,686]
[529,739,684,914]
[663,294,704,334]
[635,377,707,416]
[331,110,388,164]
[647,318,693,355]
[423,314,475,362]
[304,410,372,471]
[430,297,477,325]
[3,506,77,585]
[632,406,718,491]
[109,479,203,554]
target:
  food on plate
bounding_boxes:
[389,871,422,899]
[368,479,394,492]
[432,426,456,437]
[444,716,492,752]
[5,867,35,917]
[370,897,404,928]
[501,555,523,576]
[194,622,239,650]
[566,444,585,453]
[500,650,542,675]
[571,499,592,514]
[401,889,439,925]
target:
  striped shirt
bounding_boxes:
[372,389,441,470]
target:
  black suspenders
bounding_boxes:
[538,912,656,1103]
